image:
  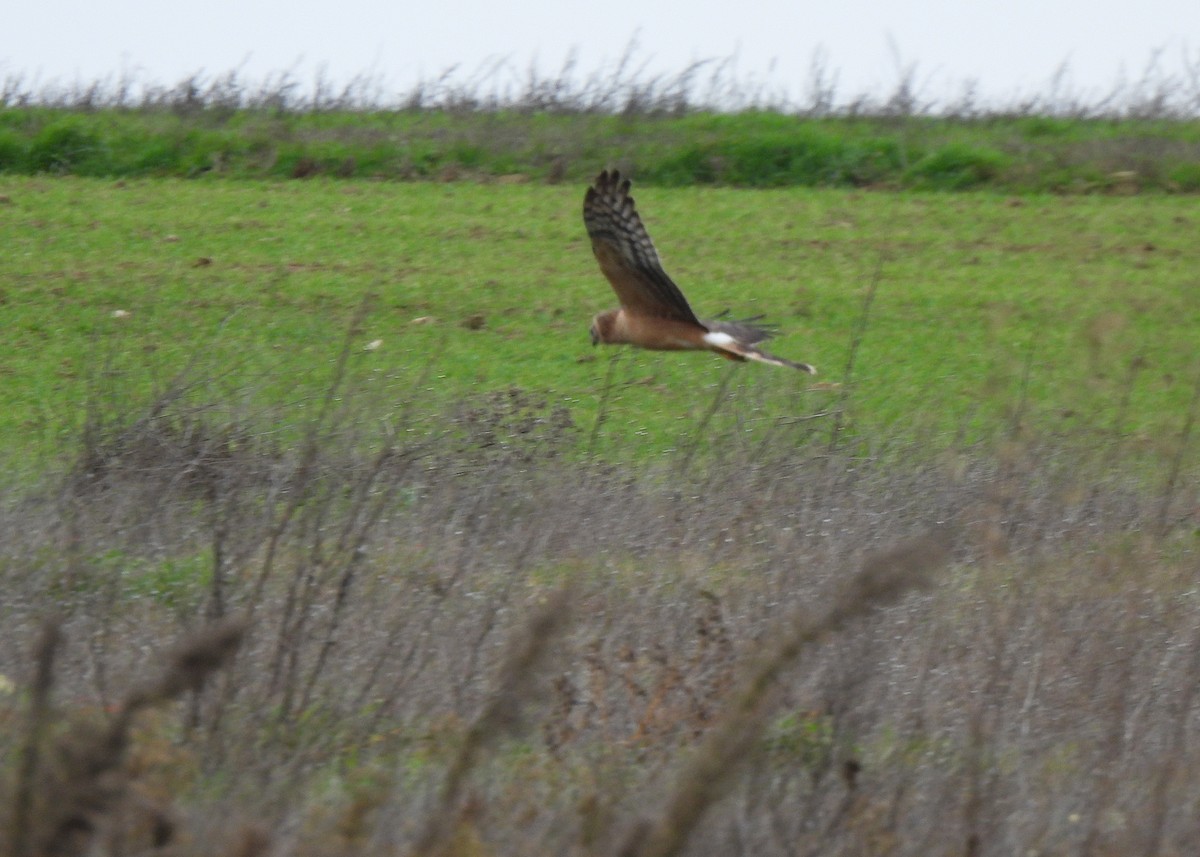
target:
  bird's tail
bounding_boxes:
[711,338,816,373]
[739,346,817,373]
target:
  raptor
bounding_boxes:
[583,169,815,373]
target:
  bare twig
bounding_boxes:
[676,364,740,477]
[588,350,625,459]
[1156,365,1200,536]
[828,255,883,451]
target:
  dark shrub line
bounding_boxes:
[3,50,1200,191]
[3,108,1199,191]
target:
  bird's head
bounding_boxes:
[589,310,618,346]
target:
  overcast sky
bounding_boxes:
[5,0,1199,108]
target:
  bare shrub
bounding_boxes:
[5,41,1200,117]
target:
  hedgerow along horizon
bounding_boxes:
[3,53,1200,191]
[3,108,1200,193]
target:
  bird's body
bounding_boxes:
[583,169,815,374]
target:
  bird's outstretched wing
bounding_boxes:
[583,170,701,325]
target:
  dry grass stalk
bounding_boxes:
[10,618,63,857]
[617,533,951,857]
[413,586,574,856]
[12,619,245,857]
[1157,367,1200,536]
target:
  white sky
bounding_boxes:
[5,0,1199,108]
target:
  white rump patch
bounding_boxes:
[703,331,737,348]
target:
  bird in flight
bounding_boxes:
[583,169,815,373]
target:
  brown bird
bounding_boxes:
[583,169,815,373]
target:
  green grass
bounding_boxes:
[2,175,1197,474]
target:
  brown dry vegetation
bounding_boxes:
[1,336,1198,856]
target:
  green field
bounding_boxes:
[2,175,1197,475]
[2,171,1200,855]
